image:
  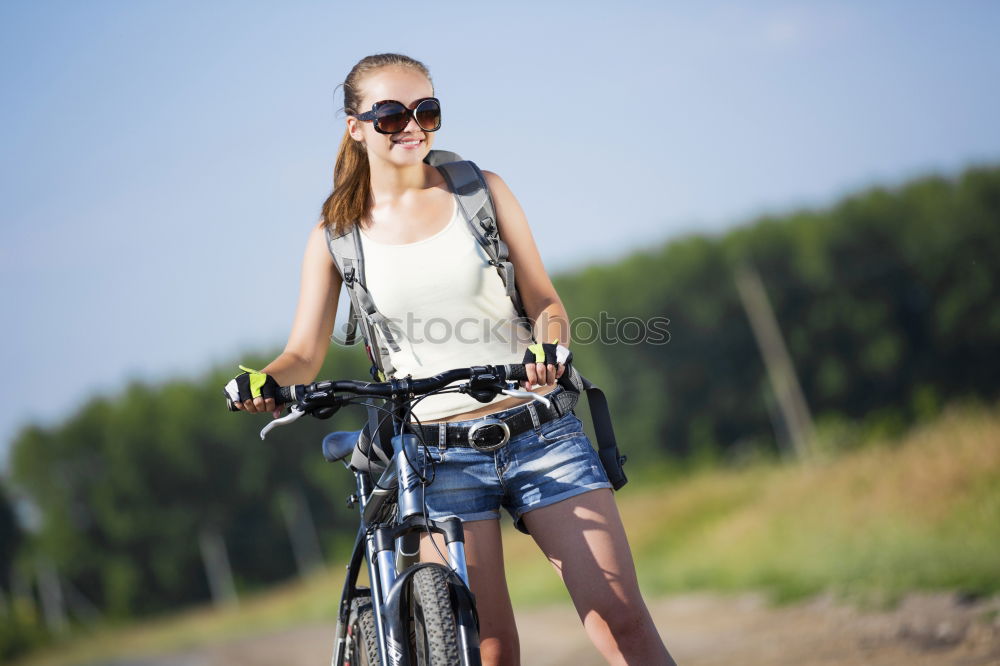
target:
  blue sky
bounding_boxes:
[2,1,999,462]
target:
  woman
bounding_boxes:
[230,53,675,666]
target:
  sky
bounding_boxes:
[2,1,999,463]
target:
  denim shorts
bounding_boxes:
[417,408,612,534]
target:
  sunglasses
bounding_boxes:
[352,97,442,135]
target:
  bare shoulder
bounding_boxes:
[481,169,515,202]
[309,218,331,239]
[304,220,337,269]
[480,170,531,232]
[307,219,332,248]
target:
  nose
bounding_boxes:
[402,109,422,133]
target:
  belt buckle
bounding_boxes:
[467,418,511,452]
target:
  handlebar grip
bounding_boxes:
[505,364,528,381]
[276,385,296,405]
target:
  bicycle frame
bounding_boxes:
[330,396,482,666]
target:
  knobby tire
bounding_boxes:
[410,565,461,665]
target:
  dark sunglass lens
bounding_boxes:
[374,102,408,134]
[414,99,441,131]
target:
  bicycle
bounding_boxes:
[227,362,546,666]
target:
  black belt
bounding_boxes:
[408,387,571,451]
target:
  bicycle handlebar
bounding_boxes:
[225,363,530,413]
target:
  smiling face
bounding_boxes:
[346,65,436,167]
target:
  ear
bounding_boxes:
[347,116,365,143]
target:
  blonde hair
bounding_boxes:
[320,54,433,237]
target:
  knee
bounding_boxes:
[594,602,655,644]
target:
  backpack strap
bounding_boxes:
[559,366,628,490]
[423,149,462,167]
[326,229,362,347]
[325,225,400,381]
[434,160,529,322]
[347,226,403,357]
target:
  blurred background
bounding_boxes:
[2,1,999,664]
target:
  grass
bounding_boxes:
[14,400,1000,665]
[623,399,1000,605]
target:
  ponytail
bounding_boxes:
[322,128,371,237]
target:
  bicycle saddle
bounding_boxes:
[322,430,362,463]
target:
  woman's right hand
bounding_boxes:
[224,365,283,417]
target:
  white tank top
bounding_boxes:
[358,198,535,421]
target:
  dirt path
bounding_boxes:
[121,592,1000,665]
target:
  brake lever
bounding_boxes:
[260,405,306,440]
[501,385,552,409]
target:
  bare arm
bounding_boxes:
[483,170,570,387]
[237,222,341,413]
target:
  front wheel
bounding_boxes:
[410,565,461,665]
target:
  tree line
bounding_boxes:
[555,165,999,461]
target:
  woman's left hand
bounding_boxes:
[520,341,571,390]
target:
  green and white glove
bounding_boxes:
[521,339,572,387]
[224,365,279,408]
[523,340,572,366]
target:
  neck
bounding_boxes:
[367,155,428,204]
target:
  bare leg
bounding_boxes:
[522,489,676,666]
[421,518,520,666]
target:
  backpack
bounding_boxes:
[324,150,627,490]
